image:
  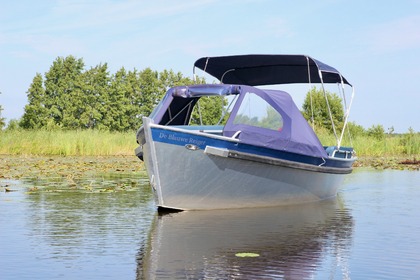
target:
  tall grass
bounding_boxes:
[0,129,418,157]
[0,130,137,156]
[316,127,420,157]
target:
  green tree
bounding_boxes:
[159,71,222,126]
[21,56,86,130]
[260,106,283,130]
[302,87,344,132]
[104,67,132,131]
[20,73,48,129]
[6,119,21,131]
[138,68,161,120]
[20,55,226,131]
[74,63,109,129]
[44,55,85,126]
[190,96,228,125]
[160,69,201,89]
[105,68,144,131]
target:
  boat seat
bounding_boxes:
[324,146,354,159]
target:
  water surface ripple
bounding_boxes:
[1,169,419,279]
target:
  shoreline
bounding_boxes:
[0,155,144,181]
[353,156,419,171]
[0,155,418,182]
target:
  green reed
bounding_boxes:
[317,128,420,157]
[0,130,137,156]
[0,129,418,157]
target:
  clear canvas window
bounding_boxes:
[233,92,284,131]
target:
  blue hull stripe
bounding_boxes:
[150,127,352,168]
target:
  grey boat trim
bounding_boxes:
[204,146,353,175]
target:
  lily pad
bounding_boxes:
[235,252,260,257]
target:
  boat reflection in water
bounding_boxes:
[137,198,353,279]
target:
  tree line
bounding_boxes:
[0,55,414,139]
[0,55,344,133]
[301,87,405,139]
[2,55,219,132]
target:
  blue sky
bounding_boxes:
[1,0,419,133]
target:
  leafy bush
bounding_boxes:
[302,87,344,132]
[367,124,385,140]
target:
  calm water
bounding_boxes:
[1,169,419,279]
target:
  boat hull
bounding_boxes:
[141,120,350,210]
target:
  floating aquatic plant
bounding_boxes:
[235,252,260,257]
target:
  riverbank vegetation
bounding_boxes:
[315,125,419,157]
[0,129,135,156]
[0,55,418,169]
[2,55,221,132]
[0,127,418,158]
[316,126,419,170]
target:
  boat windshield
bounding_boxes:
[224,85,328,158]
[233,92,284,131]
[150,85,240,126]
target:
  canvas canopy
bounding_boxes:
[150,84,328,158]
[149,84,240,126]
[223,85,328,158]
[194,54,351,86]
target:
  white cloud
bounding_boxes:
[47,0,221,31]
[366,15,420,53]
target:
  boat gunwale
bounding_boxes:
[147,120,354,174]
[148,121,240,143]
[225,149,353,175]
